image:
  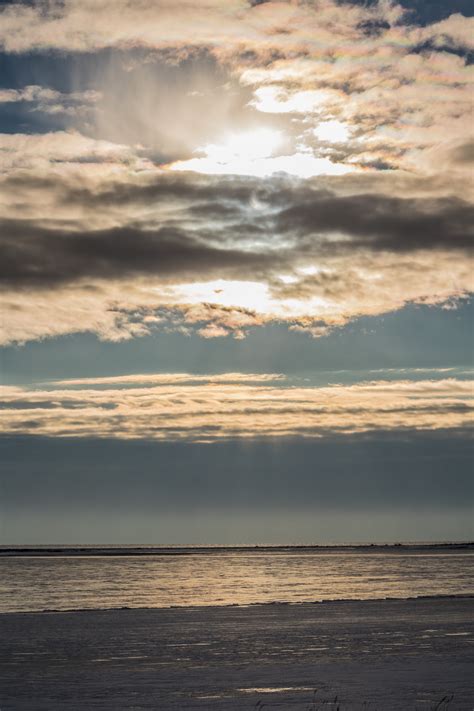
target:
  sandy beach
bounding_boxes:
[1,596,473,710]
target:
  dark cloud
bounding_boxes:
[0,175,472,289]
[276,193,474,252]
[449,140,474,165]
[1,432,472,512]
[2,430,472,542]
[357,19,391,38]
[61,173,261,209]
[411,39,473,60]
[0,219,278,288]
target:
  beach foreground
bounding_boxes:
[1,597,473,710]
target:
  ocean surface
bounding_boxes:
[1,545,472,613]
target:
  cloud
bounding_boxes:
[0,0,399,54]
[0,131,144,172]
[0,219,276,287]
[0,167,471,344]
[2,432,473,515]
[0,85,100,117]
[53,372,284,386]
[0,375,471,441]
[275,192,473,251]
[3,179,473,276]
[0,1,472,345]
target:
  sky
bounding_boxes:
[0,0,473,544]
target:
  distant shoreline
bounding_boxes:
[2,593,474,617]
[1,542,473,557]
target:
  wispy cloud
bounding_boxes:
[0,85,100,117]
[1,375,471,441]
[52,372,285,386]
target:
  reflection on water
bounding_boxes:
[0,549,472,612]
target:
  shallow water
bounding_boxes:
[1,547,473,612]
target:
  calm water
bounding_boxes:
[1,547,473,613]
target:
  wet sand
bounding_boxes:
[0,597,473,709]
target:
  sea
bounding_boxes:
[1,544,472,613]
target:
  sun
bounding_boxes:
[166,126,353,178]
[204,128,282,163]
[167,127,283,177]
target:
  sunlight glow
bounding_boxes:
[203,128,282,162]
[298,265,320,276]
[251,86,339,115]
[167,127,353,178]
[278,274,298,284]
[174,279,272,313]
[168,279,331,319]
[314,120,351,143]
